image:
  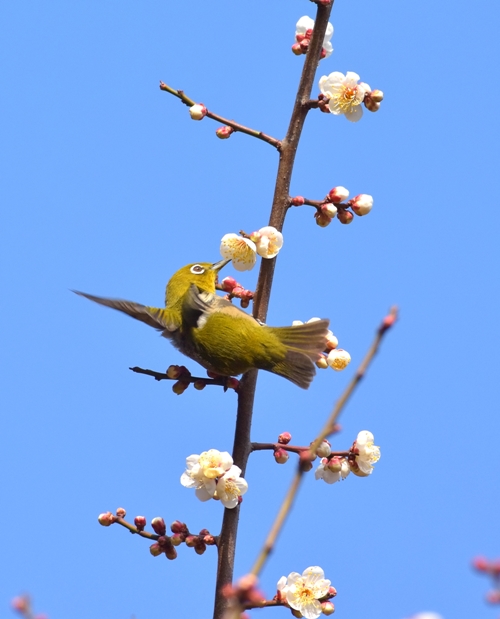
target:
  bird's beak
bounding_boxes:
[210,258,231,272]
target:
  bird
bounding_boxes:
[74,259,329,389]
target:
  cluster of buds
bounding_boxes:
[165,364,239,394]
[291,188,373,229]
[292,317,351,371]
[218,276,254,308]
[292,16,333,59]
[472,557,500,604]
[277,566,336,618]
[220,226,284,271]
[11,596,47,619]
[315,431,381,484]
[222,574,266,617]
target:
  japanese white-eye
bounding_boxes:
[75,259,329,389]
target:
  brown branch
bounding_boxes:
[250,442,350,457]
[129,366,230,388]
[249,307,397,577]
[212,5,335,618]
[159,81,281,150]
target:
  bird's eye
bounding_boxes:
[190,264,205,274]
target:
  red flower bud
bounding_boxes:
[278,431,292,444]
[134,516,146,531]
[115,507,126,518]
[290,196,305,206]
[170,520,187,534]
[151,517,166,536]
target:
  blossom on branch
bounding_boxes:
[278,566,332,619]
[315,456,350,484]
[352,431,381,475]
[319,72,371,122]
[180,449,233,501]
[189,103,207,120]
[220,233,257,271]
[215,464,248,508]
[350,193,373,216]
[294,16,334,58]
[326,348,351,371]
[249,226,284,259]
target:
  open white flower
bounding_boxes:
[215,465,248,509]
[353,430,380,475]
[220,233,257,271]
[180,449,233,502]
[278,566,331,619]
[296,16,334,58]
[315,457,350,484]
[319,72,371,122]
[250,226,283,259]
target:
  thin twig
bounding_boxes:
[159,82,281,150]
[129,366,229,388]
[250,307,398,577]
[250,442,350,457]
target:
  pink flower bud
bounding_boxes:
[216,125,234,139]
[11,597,29,613]
[278,431,292,444]
[149,542,163,557]
[299,39,310,52]
[320,48,327,59]
[166,364,182,379]
[98,512,115,526]
[327,456,343,472]
[134,516,146,531]
[189,103,207,120]
[164,544,178,560]
[321,601,335,615]
[328,586,337,597]
[337,209,354,225]
[204,534,216,545]
[291,43,303,55]
[172,379,190,395]
[328,186,349,203]
[486,590,500,604]
[115,507,126,518]
[274,448,289,464]
[314,211,332,228]
[220,276,238,292]
[291,195,305,206]
[170,520,188,534]
[350,194,373,216]
[472,556,489,572]
[226,377,240,391]
[305,28,313,39]
[193,380,206,391]
[151,517,166,536]
[321,203,338,219]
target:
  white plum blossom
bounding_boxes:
[327,348,351,371]
[350,193,373,216]
[353,430,380,475]
[315,457,351,484]
[220,233,257,271]
[295,16,334,58]
[215,465,248,509]
[319,72,371,122]
[189,103,207,120]
[250,226,283,259]
[180,449,233,502]
[278,566,331,619]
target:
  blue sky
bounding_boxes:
[1,1,499,618]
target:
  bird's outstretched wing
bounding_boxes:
[73,291,179,333]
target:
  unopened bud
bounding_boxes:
[364,97,380,112]
[299,452,314,472]
[193,380,206,391]
[274,448,289,464]
[328,186,349,204]
[326,333,339,350]
[172,379,190,395]
[170,520,187,534]
[472,557,489,571]
[327,456,343,472]
[149,542,163,557]
[316,355,329,369]
[369,89,384,102]
[314,211,332,228]
[226,377,240,391]
[98,512,115,526]
[316,440,332,458]
[194,541,207,555]
[291,195,305,206]
[185,535,197,547]
[189,103,207,120]
[115,507,126,518]
[204,534,216,545]
[134,516,146,531]
[220,276,238,292]
[216,125,234,139]
[164,544,178,560]
[291,43,304,56]
[321,601,335,615]
[328,586,337,597]
[278,431,292,444]
[337,209,354,225]
[327,348,351,371]
[305,28,313,39]
[240,298,250,309]
[320,48,327,59]
[170,533,184,546]
[166,364,182,379]
[151,517,166,536]
[292,610,303,618]
[299,39,310,52]
[11,597,29,613]
[486,590,500,604]
[321,203,338,219]
[350,194,373,216]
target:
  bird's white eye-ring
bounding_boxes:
[190,264,205,274]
